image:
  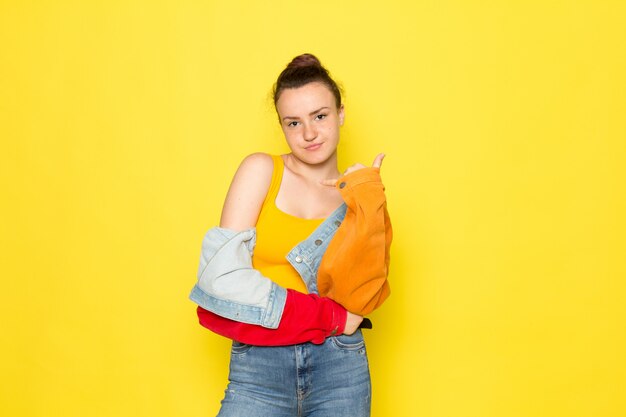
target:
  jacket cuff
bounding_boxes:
[335,167,382,190]
[329,299,347,336]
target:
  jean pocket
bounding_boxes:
[331,330,366,352]
[230,340,253,355]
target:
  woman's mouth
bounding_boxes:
[305,143,322,151]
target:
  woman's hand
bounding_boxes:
[320,153,385,187]
[343,311,364,335]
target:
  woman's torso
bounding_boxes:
[253,155,324,293]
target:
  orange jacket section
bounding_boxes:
[317,167,392,315]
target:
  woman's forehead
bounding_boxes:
[276,82,337,115]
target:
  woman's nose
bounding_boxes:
[303,123,317,142]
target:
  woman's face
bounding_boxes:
[275,82,344,165]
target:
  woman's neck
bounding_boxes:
[282,152,341,184]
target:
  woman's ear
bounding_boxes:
[338,104,345,126]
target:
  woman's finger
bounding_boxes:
[372,153,385,169]
[320,178,338,187]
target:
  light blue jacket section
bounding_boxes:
[189,204,347,329]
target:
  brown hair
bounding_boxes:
[273,53,342,109]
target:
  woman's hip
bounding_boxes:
[220,330,371,416]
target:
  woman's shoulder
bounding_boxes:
[234,153,276,187]
[238,152,275,174]
[220,153,275,230]
[230,152,276,193]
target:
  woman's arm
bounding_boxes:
[197,289,347,346]
[317,155,392,315]
[219,153,273,231]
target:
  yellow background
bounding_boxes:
[1,1,625,416]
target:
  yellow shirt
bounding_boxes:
[252,155,324,294]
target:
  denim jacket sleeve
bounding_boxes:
[188,227,287,329]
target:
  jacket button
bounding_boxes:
[334,220,341,227]
[295,256,303,263]
[339,182,346,189]
[314,239,322,246]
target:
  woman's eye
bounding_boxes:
[316,114,327,120]
[287,121,299,127]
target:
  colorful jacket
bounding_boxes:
[189,167,391,345]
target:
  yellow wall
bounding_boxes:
[1,1,625,416]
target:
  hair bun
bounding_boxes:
[288,53,322,69]
[273,53,342,109]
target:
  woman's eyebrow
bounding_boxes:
[309,106,329,115]
[282,107,330,121]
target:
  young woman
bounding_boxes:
[190,53,391,416]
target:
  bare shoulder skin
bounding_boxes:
[219,152,274,231]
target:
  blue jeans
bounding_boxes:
[217,330,371,417]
